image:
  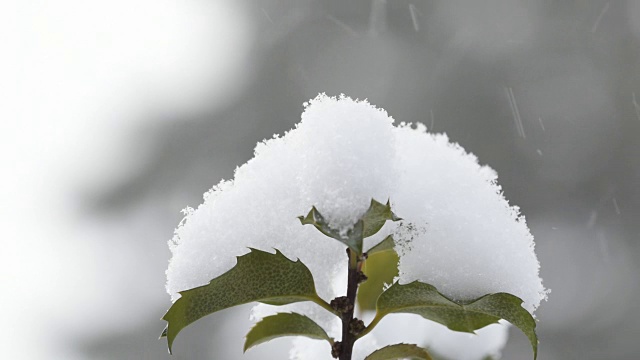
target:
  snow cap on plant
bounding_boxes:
[166,94,547,360]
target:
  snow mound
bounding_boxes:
[166,94,547,359]
[391,124,546,312]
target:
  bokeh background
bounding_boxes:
[4,0,640,359]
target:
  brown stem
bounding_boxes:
[338,249,360,360]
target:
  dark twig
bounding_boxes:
[333,249,365,360]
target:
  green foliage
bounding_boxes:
[298,206,365,253]
[161,248,331,353]
[361,200,402,238]
[369,281,538,359]
[162,198,541,360]
[298,199,401,254]
[358,236,399,311]
[244,313,333,352]
[364,343,432,360]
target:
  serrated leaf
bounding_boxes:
[298,199,400,254]
[244,313,333,352]
[364,343,432,360]
[371,282,538,359]
[161,248,329,353]
[361,199,402,238]
[358,237,399,311]
[298,206,365,253]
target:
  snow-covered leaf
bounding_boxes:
[298,199,400,254]
[371,282,538,359]
[364,343,432,360]
[298,206,365,253]
[161,249,328,353]
[244,312,333,352]
[361,199,402,238]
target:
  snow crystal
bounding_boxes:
[166,93,546,359]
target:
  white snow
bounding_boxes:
[289,322,380,360]
[369,314,509,360]
[166,94,547,359]
[391,124,546,313]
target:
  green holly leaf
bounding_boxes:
[361,199,401,238]
[298,199,400,254]
[366,282,538,359]
[161,248,333,353]
[298,206,365,254]
[358,236,399,311]
[364,343,433,360]
[244,313,333,352]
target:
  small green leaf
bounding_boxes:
[244,313,333,352]
[298,206,365,253]
[161,248,331,353]
[358,236,399,311]
[298,199,400,254]
[369,282,538,359]
[366,235,395,256]
[361,199,401,238]
[364,343,433,360]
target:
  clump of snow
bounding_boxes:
[166,95,398,304]
[166,94,547,359]
[391,124,547,312]
[289,321,380,360]
[284,312,509,360]
[370,314,509,360]
[422,321,509,360]
[295,96,397,230]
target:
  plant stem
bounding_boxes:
[356,313,381,339]
[339,249,360,360]
[313,297,341,316]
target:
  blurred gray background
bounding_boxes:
[5,0,640,359]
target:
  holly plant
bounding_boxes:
[160,199,538,360]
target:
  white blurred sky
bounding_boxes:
[1,1,251,358]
